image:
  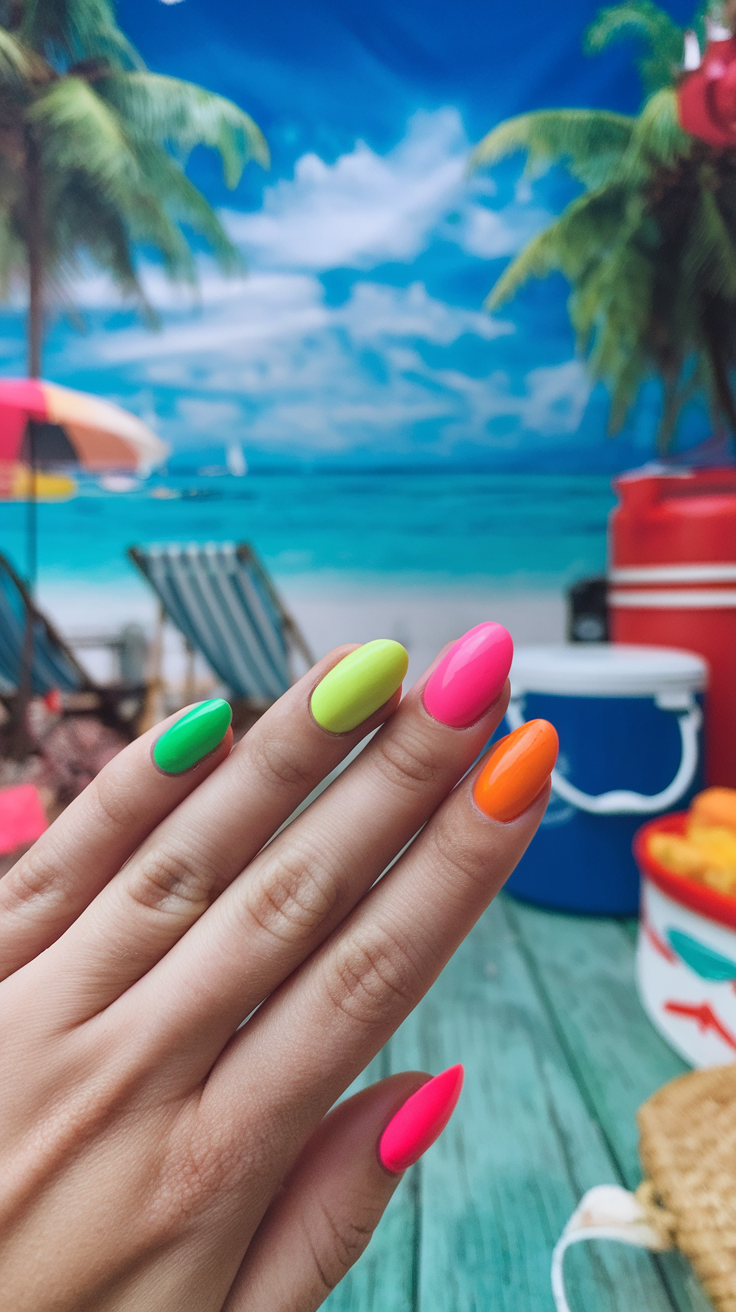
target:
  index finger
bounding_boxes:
[0,701,234,979]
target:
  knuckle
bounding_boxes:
[326,925,419,1028]
[307,1199,380,1292]
[374,728,441,795]
[127,844,217,917]
[90,767,143,835]
[246,848,342,945]
[429,812,496,893]
[159,1135,235,1224]
[250,732,314,793]
[0,845,60,910]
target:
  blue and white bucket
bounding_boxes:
[502,645,708,916]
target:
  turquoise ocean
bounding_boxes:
[0,472,616,595]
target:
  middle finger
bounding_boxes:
[114,622,514,1075]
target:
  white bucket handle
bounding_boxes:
[506,693,702,815]
[551,1186,672,1312]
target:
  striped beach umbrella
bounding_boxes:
[0,378,168,473]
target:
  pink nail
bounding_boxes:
[423,622,513,728]
[379,1065,464,1173]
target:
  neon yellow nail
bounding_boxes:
[310,640,408,733]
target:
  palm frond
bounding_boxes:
[626,88,692,171]
[485,186,627,310]
[28,76,140,205]
[585,2,685,94]
[609,355,651,432]
[17,0,141,70]
[656,362,704,453]
[133,143,243,272]
[49,180,143,299]
[0,25,36,86]
[471,109,634,188]
[99,72,270,183]
[683,182,736,301]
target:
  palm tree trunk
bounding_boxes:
[701,301,736,451]
[7,131,43,760]
[26,130,43,380]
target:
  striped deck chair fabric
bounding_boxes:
[0,553,93,695]
[128,542,314,701]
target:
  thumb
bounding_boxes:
[224,1067,462,1312]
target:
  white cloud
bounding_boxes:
[12,107,580,461]
[83,274,512,371]
[92,273,329,363]
[224,109,468,270]
[177,398,242,427]
[223,108,551,272]
[54,108,549,330]
[51,267,590,456]
[522,362,593,435]
[435,360,592,440]
[335,281,512,343]
[455,201,551,259]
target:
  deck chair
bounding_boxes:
[128,542,314,702]
[0,552,94,696]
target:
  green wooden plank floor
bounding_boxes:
[325,894,713,1312]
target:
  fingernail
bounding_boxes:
[152,699,232,774]
[379,1065,464,1173]
[310,640,409,734]
[423,622,513,728]
[473,719,558,822]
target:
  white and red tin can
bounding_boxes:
[609,468,736,787]
[634,814,736,1068]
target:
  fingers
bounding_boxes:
[0,701,234,980]
[223,1073,429,1312]
[20,644,406,1016]
[109,626,514,1069]
[209,723,553,1126]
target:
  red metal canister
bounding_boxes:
[609,468,736,787]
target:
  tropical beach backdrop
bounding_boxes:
[0,0,718,689]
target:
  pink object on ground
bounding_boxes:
[0,784,48,855]
[423,622,513,727]
[379,1064,464,1173]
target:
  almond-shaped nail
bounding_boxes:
[310,639,408,734]
[152,699,232,774]
[379,1065,464,1173]
[423,622,513,728]
[473,719,558,822]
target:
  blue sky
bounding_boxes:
[0,0,710,470]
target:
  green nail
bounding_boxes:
[153,699,232,774]
[310,640,409,734]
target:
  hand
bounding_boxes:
[0,626,555,1311]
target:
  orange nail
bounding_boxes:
[473,719,558,822]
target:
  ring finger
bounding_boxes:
[206,718,557,1137]
[105,623,516,1071]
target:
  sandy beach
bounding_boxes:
[37,574,566,694]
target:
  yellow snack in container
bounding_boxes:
[690,787,736,833]
[701,866,736,896]
[647,832,708,878]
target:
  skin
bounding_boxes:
[0,642,549,1312]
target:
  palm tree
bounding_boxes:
[0,0,269,378]
[0,0,269,759]
[470,2,736,453]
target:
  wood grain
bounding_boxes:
[324,895,710,1311]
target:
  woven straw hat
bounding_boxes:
[637,1063,736,1311]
